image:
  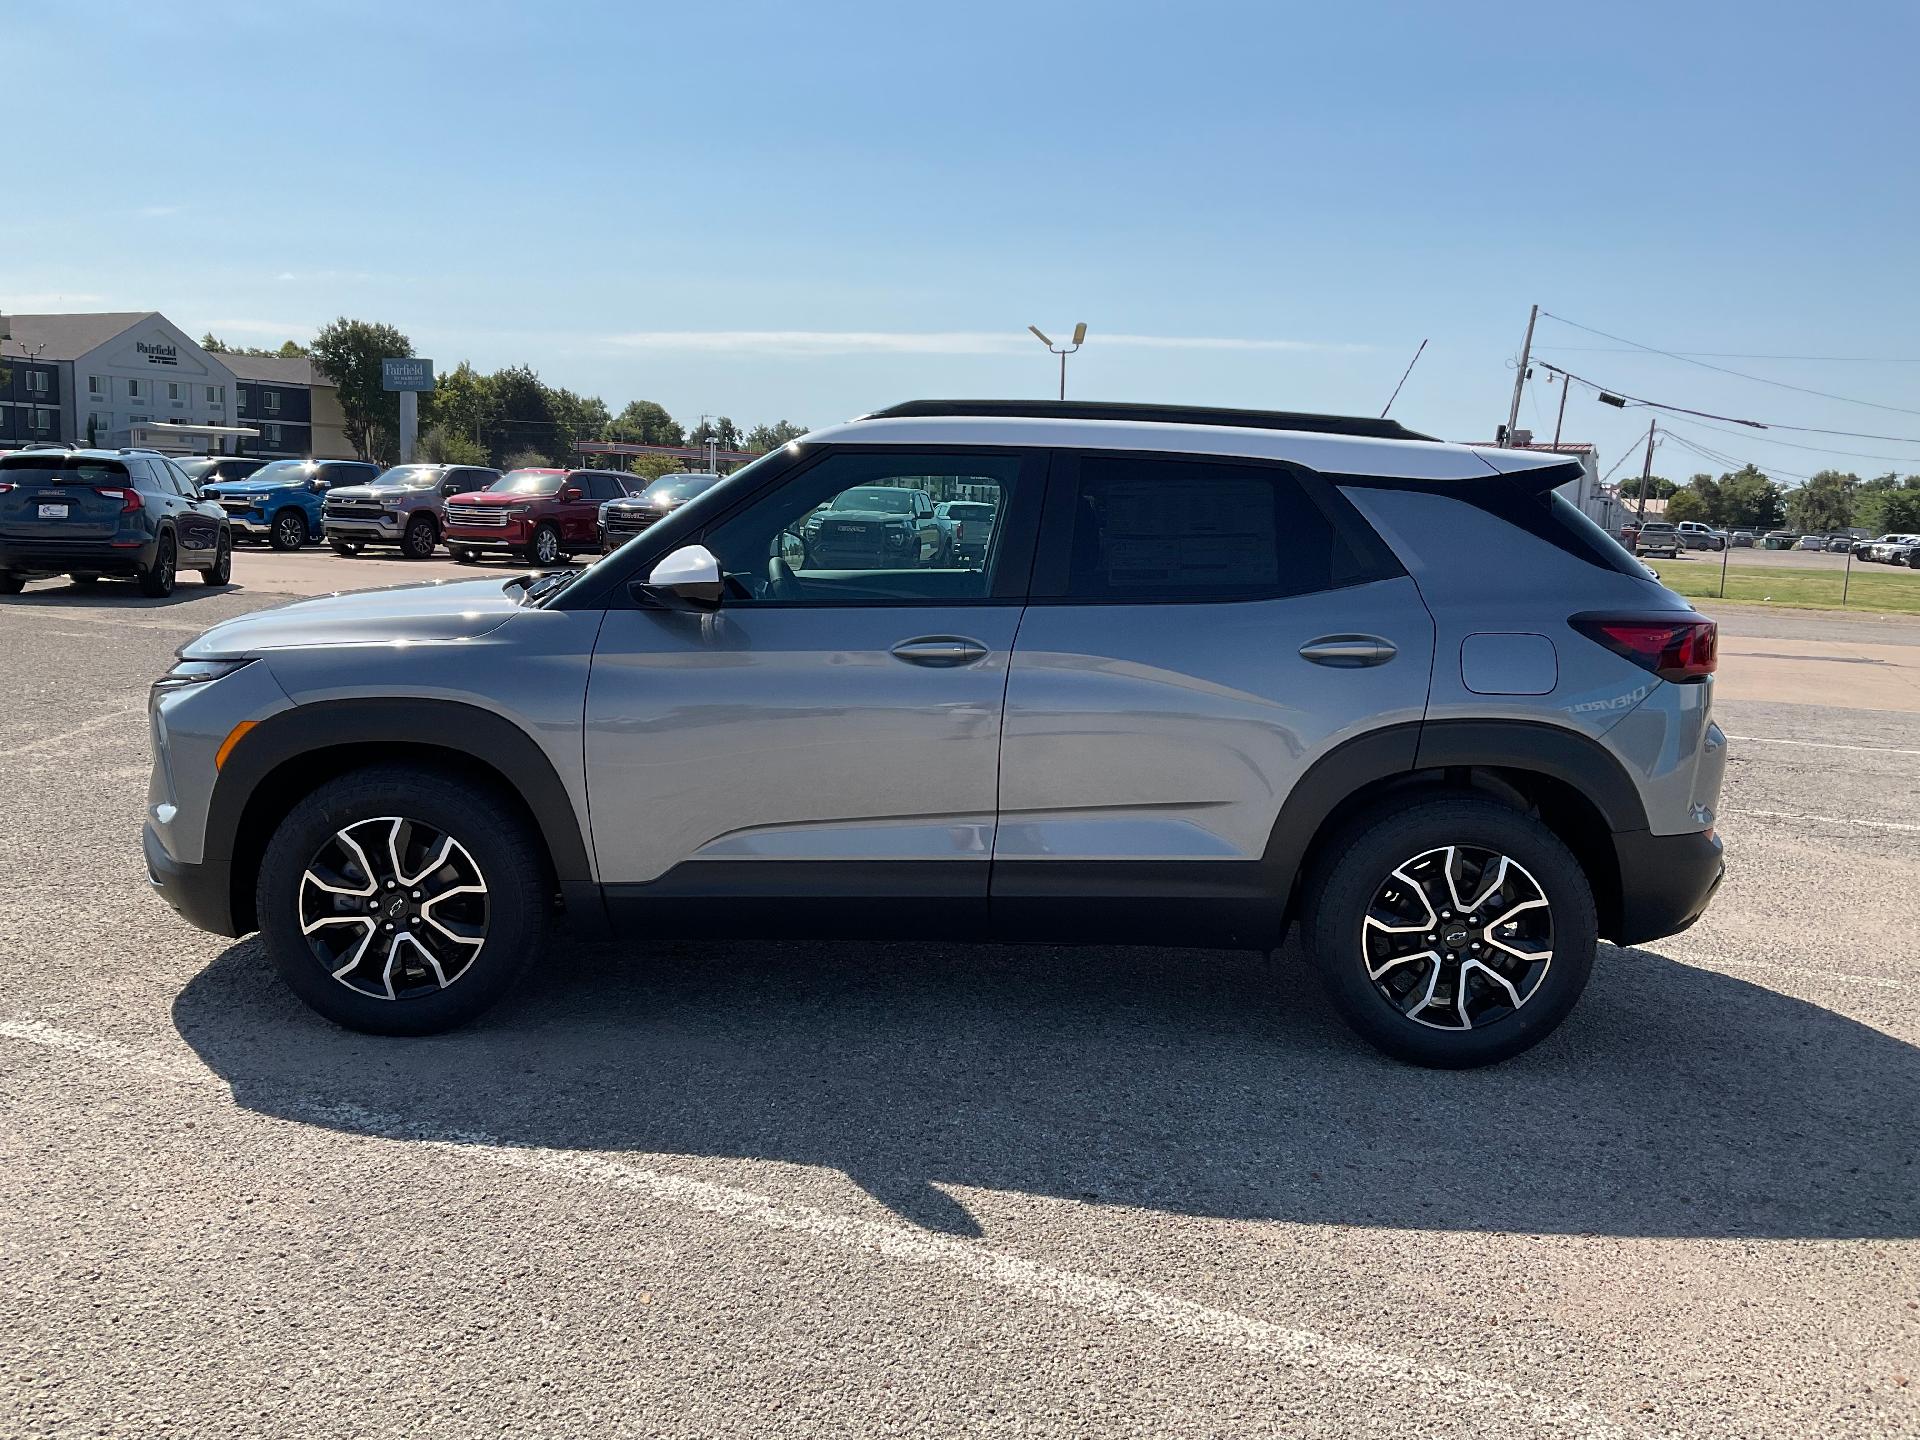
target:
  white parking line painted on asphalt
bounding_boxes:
[1735,808,1920,833]
[1722,734,1920,758]
[0,1015,1638,1440]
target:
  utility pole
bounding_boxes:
[1635,418,1657,521]
[1551,371,1570,448]
[1502,303,1539,447]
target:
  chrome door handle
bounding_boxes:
[891,636,989,667]
[1299,634,1398,668]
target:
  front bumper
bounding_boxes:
[446,518,530,550]
[1610,826,1724,945]
[145,820,241,937]
[323,515,405,541]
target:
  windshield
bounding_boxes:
[374,465,445,490]
[488,470,564,496]
[832,487,916,514]
[176,458,221,481]
[251,459,315,485]
[640,474,721,506]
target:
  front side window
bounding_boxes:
[702,450,1026,604]
[1046,454,1386,603]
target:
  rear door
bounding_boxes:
[993,450,1434,934]
[0,455,139,541]
[159,457,222,561]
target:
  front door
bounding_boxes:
[584,447,1041,929]
[993,449,1435,941]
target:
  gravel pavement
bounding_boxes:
[1,569,1916,1439]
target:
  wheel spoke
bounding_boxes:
[1369,947,1438,982]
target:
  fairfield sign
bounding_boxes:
[136,340,179,366]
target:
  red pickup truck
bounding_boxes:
[442,468,637,566]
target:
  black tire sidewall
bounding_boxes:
[255,766,550,1035]
[201,534,231,585]
[270,511,306,551]
[1306,797,1598,1068]
[404,514,437,558]
[141,535,177,597]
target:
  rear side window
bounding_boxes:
[1042,454,1401,602]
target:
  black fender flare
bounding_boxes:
[207,697,593,882]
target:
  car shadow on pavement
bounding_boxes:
[172,937,1919,1241]
[8,579,237,608]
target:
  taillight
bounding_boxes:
[0,482,14,494]
[954,521,966,540]
[1571,613,1717,683]
[94,486,143,513]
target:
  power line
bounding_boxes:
[1536,359,1920,445]
[1541,345,1920,363]
[1656,413,1920,467]
[1539,311,1920,418]
[1660,427,1815,484]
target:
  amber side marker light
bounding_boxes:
[215,720,258,770]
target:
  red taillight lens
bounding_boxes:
[0,482,14,494]
[1571,614,1717,683]
[95,486,142,513]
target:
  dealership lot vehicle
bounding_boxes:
[1633,520,1681,557]
[1763,529,1796,549]
[599,471,724,551]
[1863,532,1920,563]
[143,400,1724,1068]
[176,455,270,488]
[444,467,635,565]
[1730,528,1755,547]
[321,463,500,558]
[1797,533,1827,552]
[798,482,955,566]
[1675,520,1727,550]
[203,458,379,551]
[936,498,998,564]
[0,447,230,595]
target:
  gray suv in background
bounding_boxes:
[321,463,501,558]
[143,399,1726,1067]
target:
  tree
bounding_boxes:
[609,399,683,447]
[1854,475,1920,534]
[687,415,743,450]
[1664,489,1710,525]
[745,419,808,452]
[414,425,491,466]
[310,318,414,460]
[424,361,494,454]
[503,447,549,472]
[1716,464,1783,530]
[628,453,690,481]
[482,365,557,470]
[1783,469,1859,533]
[1682,473,1724,525]
[201,332,309,358]
[546,386,610,468]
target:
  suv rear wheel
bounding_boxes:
[255,766,550,1035]
[138,533,177,597]
[199,532,232,586]
[1304,796,1596,1068]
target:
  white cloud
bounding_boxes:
[605,330,1368,357]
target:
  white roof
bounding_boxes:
[803,414,1572,481]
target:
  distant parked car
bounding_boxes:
[1634,522,1681,558]
[176,456,270,488]
[1878,535,1920,567]
[322,463,501,558]
[1729,529,1755,547]
[0,447,231,596]
[1762,531,1796,550]
[444,467,636,566]
[599,471,725,552]
[1795,533,1826,552]
[203,458,381,550]
[1864,533,1920,563]
[799,484,955,566]
[934,499,999,565]
[1674,521,1727,551]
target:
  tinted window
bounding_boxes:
[1051,456,1375,602]
[703,451,1025,604]
[585,475,624,501]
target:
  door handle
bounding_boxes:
[891,636,989,668]
[1299,634,1398,668]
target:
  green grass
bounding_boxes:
[1659,562,1920,615]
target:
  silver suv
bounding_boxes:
[143,400,1726,1067]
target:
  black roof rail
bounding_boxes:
[859,399,1436,442]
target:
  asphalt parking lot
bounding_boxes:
[2,559,1916,1439]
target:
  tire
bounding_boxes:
[269,509,307,551]
[528,524,562,567]
[329,538,362,557]
[138,533,178,598]
[1303,796,1597,1068]
[254,766,550,1036]
[0,574,22,595]
[402,512,439,559]
[453,547,478,565]
[200,532,232,586]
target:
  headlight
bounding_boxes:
[246,493,269,505]
[152,657,254,692]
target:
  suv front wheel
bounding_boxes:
[255,766,550,1035]
[1305,796,1597,1068]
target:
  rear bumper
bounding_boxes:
[0,536,156,577]
[144,821,241,937]
[1609,826,1724,945]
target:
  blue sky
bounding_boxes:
[6,0,1918,480]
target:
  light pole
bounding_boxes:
[1029,323,1087,400]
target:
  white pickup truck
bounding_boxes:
[1674,521,1728,551]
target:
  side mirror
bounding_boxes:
[311,479,330,492]
[561,486,583,502]
[639,543,723,610]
